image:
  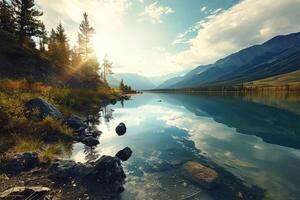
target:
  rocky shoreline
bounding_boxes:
[0,96,133,199]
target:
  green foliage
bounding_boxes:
[0,0,15,34]
[78,12,95,59]
[119,79,133,94]
[102,55,113,82]
[38,23,48,52]
[47,23,70,67]
[12,0,43,47]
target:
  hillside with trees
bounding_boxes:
[0,0,121,167]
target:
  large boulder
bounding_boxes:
[87,156,126,193]
[181,161,219,189]
[115,122,126,136]
[63,115,88,132]
[25,98,63,120]
[50,156,128,194]
[115,147,132,161]
[49,160,89,178]
[1,152,39,174]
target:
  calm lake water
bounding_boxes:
[71,93,300,200]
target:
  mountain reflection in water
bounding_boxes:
[71,92,300,200]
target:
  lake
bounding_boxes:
[71,92,300,200]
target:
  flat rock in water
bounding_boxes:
[181,161,218,189]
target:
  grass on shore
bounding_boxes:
[0,78,119,161]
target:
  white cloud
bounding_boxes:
[212,8,222,14]
[172,0,300,68]
[139,1,174,24]
[201,6,207,12]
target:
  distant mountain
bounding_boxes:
[159,32,300,89]
[109,70,187,90]
[108,73,156,90]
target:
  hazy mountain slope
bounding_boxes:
[110,73,156,90]
[157,65,212,89]
[246,69,300,86]
[156,76,184,89]
[162,32,300,89]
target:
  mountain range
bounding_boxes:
[107,71,187,90]
[158,32,300,89]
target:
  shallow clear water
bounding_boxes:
[71,93,300,200]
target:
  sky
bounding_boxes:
[36,0,300,76]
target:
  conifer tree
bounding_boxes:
[71,45,82,68]
[76,12,102,88]
[12,0,43,47]
[119,79,124,91]
[38,23,47,52]
[55,22,70,65]
[102,55,113,82]
[0,0,15,33]
[78,12,94,59]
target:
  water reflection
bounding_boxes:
[71,93,300,200]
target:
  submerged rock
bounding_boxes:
[115,122,127,136]
[0,186,50,200]
[81,136,100,147]
[115,147,132,161]
[181,161,219,189]
[1,152,39,174]
[50,155,131,194]
[63,115,88,131]
[25,98,63,120]
[86,156,126,193]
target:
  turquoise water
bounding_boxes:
[71,93,300,200]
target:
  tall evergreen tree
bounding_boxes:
[12,0,43,47]
[71,45,82,68]
[0,0,15,33]
[119,79,124,91]
[47,28,58,64]
[102,55,113,82]
[38,23,47,52]
[78,12,94,59]
[55,22,70,65]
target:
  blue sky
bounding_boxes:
[37,0,300,76]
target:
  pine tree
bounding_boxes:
[0,0,15,33]
[71,45,82,68]
[78,12,94,59]
[48,29,57,56]
[12,0,43,47]
[55,22,70,65]
[38,23,47,52]
[47,29,59,64]
[102,55,113,82]
[119,79,124,91]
